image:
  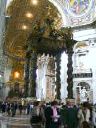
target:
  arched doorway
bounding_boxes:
[76,82,93,104]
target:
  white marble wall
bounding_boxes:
[72,40,96,104]
[60,39,96,104]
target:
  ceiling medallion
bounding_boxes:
[66,0,94,18]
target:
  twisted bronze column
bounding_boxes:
[55,53,61,100]
[24,51,31,98]
[67,47,74,99]
[29,51,37,97]
[66,40,75,99]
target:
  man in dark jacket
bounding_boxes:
[44,103,52,128]
[45,101,60,128]
[63,99,78,128]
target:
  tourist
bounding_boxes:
[63,99,78,128]
[30,101,42,128]
[44,102,52,128]
[45,101,61,128]
[82,102,91,128]
[77,104,85,128]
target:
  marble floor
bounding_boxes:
[0,114,31,128]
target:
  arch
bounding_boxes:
[49,0,67,26]
[6,0,13,8]
[74,81,93,103]
[5,0,65,59]
[77,82,90,90]
[6,0,67,26]
[74,41,89,50]
[77,82,91,102]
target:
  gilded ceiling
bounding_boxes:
[5,0,62,60]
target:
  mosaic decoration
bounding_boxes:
[6,0,96,27]
[66,0,93,17]
[64,0,95,26]
[50,0,95,26]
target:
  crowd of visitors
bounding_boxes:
[29,100,96,128]
[0,99,96,128]
[0,101,33,116]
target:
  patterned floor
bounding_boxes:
[0,114,31,128]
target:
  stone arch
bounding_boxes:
[74,81,93,103]
[77,82,90,91]
[5,0,64,59]
[6,0,66,26]
[73,41,89,51]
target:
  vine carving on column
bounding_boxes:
[30,51,37,97]
[24,52,30,98]
[55,53,61,100]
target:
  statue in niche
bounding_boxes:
[80,87,88,102]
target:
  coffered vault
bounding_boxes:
[5,0,63,60]
[6,0,96,27]
[6,0,67,26]
[6,0,95,60]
